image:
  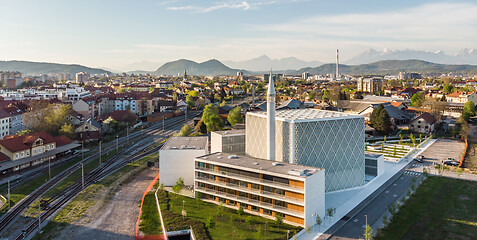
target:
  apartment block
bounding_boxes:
[194,152,325,227]
[210,129,245,154]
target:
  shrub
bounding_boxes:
[237,206,244,216]
[206,215,215,229]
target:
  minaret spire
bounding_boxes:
[267,70,276,161]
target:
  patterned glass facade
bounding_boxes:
[246,111,365,192]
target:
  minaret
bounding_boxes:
[267,71,276,161]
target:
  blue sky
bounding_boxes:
[0,0,476,70]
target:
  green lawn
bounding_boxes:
[376,176,477,240]
[164,192,302,240]
[139,191,162,235]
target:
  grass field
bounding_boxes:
[166,193,302,240]
[376,176,477,240]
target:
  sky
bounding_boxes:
[0,0,476,71]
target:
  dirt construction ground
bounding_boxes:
[54,169,156,240]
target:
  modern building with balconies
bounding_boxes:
[194,152,325,227]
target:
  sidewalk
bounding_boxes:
[294,139,436,240]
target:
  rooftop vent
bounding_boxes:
[228,155,239,159]
[253,162,260,165]
[272,162,283,166]
[288,169,305,176]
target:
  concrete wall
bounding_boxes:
[159,149,208,186]
[210,132,222,154]
[304,170,326,227]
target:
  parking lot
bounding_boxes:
[419,139,465,164]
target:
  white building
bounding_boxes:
[159,136,208,186]
[210,129,245,154]
[246,109,365,192]
[194,152,325,227]
[75,72,88,83]
[0,110,10,138]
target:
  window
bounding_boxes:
[21,152,24,157]
[47,145,50,150]
[51,144,54,149]
[15,153,19,159]
[34,149,37,154]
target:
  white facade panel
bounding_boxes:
[159,149,208,186]
[304,169,326,227]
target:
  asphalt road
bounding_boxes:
[327,139,466,240]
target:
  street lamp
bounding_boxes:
[80,163,84,190]
[99,140,102,165]
[182,200,186,221]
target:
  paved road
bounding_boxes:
[327,139,466,240]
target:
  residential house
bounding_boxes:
[409,112,437,134]
[75,118,102,142]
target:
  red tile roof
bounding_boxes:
[55,135,73,146]
[0,152,10,162]
[0,131,56,152]
[414,112,437,125]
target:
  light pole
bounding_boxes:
[80,163,84,191]
[116,135,119,151]
[81,141,84,161]
[365,215,368,240]
[99,141,102,165]
[7,180,10,209]
[48,158,51,179]
[38,198,41,231]
[162,117,165,131]
[127,123,129,144]
[182,200,186,221]
[312,213,316,234]
[287,230,289,240]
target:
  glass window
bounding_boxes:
[21,152,24,157]
[15,153,19,159]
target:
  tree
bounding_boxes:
[369,105,392,134]
[148,87,155,93]
[24,102,72,137]
[315,214,322,227]
[237,206,244,216]
[59,123,75,139]
[227,106,242,127]
[195,120,207,135]
[202,104,224,132]
[206,215,215,229]
[308,91,316,100]
[462,101,475,121]
[322,89,331,102]
[187,90,199,97]
[172,177,184,193]
[363,224,373,240]
[186,95,195,109]
[410,92,425,107]
[177,124,192,137]
[173,93,178,104]
[275,213,283,227]
[443,84,454,94]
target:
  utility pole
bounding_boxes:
[162,117,165,131]
[127,123,129,144]
[80,163,84,191]
[7,180,10,209]
[48,158,51,179]
[185,108,187,121]
[81,141,84,161]
[116,135,119,151]
[365,215,368,240]
[99,141,102,164]
[38,198,41,231]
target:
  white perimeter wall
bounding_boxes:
[159,149,207,186]
[304,170,326,227]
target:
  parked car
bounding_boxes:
[414,157,423,163]
[443,160,458,166]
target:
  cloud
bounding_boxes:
[166,1,278,13]
[259,2,477,43]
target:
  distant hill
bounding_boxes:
[0,60,110,75]
[296,59,477,75]
[223,55,322,71]
[154,59,245,76]
[345,48,477,65]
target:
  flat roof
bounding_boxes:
[211,129,245,136]
[196,152,322,178]
[365,153,384,159]
[247,109,361,122]
[161,136,208,150]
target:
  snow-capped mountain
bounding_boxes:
[345,48,477,65]
[223,55,322,72]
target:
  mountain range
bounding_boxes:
[154,59,246,76]
[297,59,477,75]
[345,48,477,65]
[223,55,322,71]
[0,60,110,75]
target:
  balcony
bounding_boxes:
[195,186,304,218]
[195,167,304,193]
[195,176,304,205]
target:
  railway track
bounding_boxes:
[0,111,200,238]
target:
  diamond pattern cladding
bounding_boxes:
[294,118,365,192]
